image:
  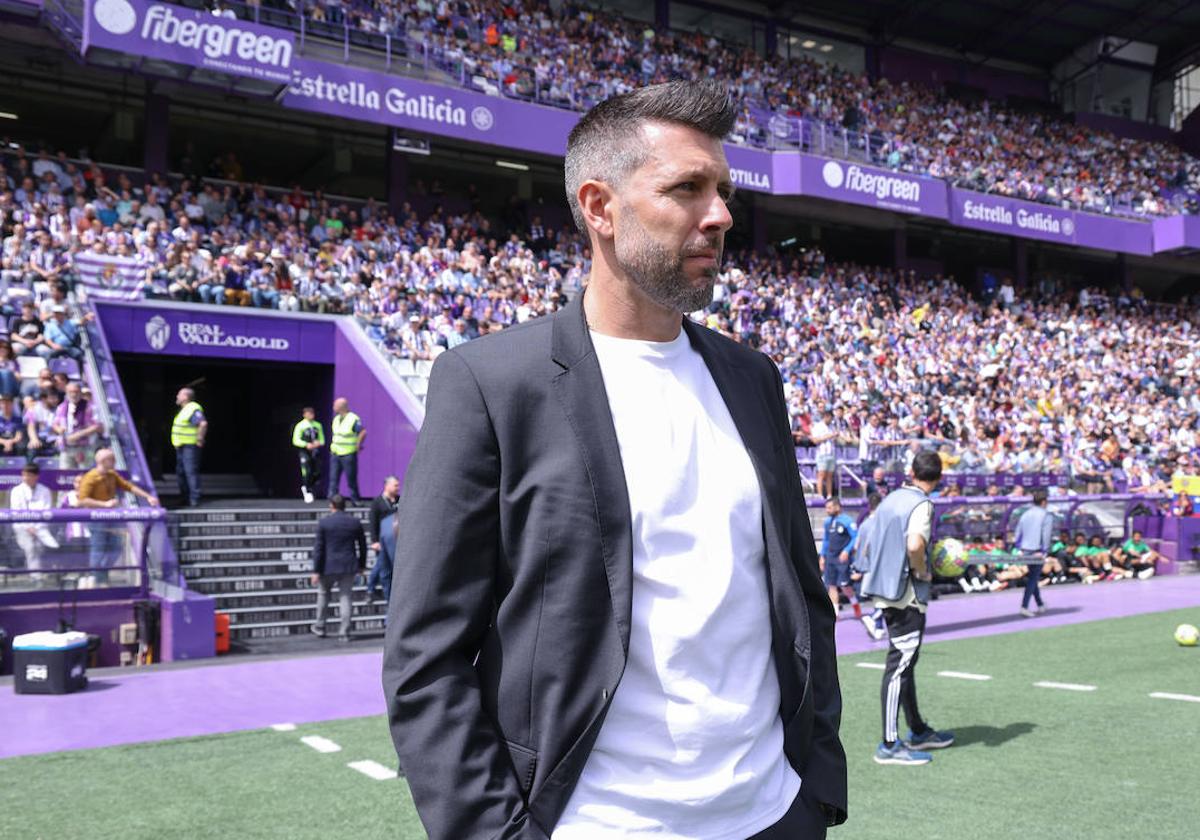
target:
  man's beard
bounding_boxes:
[614,210,719,314]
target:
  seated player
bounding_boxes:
[1081,534,1115,583]
[1116,530,1160,580]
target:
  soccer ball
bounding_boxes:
[1174,624,1199,647]
[932,538,969,579]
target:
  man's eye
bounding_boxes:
[675,182,697,192]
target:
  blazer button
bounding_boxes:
[602,688,609,702]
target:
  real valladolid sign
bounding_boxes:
[82,0,1187,254]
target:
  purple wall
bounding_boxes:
[95,302,423,496]
[333,321,422,496]
[1074,111,1176,144]
[1,598,136,674]
[878,47,1049,102]
[155,587,215,663]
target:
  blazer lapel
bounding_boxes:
[683,320,802,644]
[551,293,634,655]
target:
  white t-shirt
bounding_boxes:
[553,328,800,840]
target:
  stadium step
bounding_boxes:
[171,503,383,644]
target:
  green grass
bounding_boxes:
[1,610,1197,839]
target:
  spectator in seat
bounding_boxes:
[53,381,102,470]
[250,259,280,308]
[0,340,21,399]
[10,300,51,359]
[43,305,83,361]
[0,393,26,457]
[24,388,60,463]
[10,462,58,579]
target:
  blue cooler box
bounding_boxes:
[13,631,89,695]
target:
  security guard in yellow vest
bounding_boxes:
[328,397,365,503]
[172,387,207,507]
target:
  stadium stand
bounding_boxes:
[2,138,1198,502]
[191,0,1200,216]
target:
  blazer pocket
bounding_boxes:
[505,739,539,797]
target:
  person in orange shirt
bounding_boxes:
[76,448,159,583]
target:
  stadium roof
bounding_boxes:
[767,0,1200,74]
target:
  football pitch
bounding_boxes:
[2,608,1197,840]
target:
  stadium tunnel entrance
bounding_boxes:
[113,354,335,502]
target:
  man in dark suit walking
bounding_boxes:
[310,494,366,643]
[383,80,846,839]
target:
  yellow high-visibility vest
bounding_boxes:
[171,401,204,448]
[331,411,361,456]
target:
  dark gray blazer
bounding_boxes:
[383,292,847,839]
[312,510,366,576]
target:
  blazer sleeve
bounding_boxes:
[381,350,546,840]
[354,518,367,570]
[762,353,849,825]
[312,519,326,576]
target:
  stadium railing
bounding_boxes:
[0,507,177,597]
[837,492,1168,546]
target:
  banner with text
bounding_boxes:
[798,154,947,218]
[78,2,1180,252]
[95,303,336,363]
[84,0,295,84]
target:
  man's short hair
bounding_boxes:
[21,463,39,475]
[564,80,736,233]
[330,494,346,511]
[1031,489,1049,506]
[302,406,315,414]
[911,450,943,483]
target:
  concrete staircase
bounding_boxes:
[172,503,386,643]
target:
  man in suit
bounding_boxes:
[310,494,366,643]
[383,80,846,839]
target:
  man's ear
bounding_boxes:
[577,180,616,241]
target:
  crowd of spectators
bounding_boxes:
[201,0,1200,216]
[2,136,1199,494]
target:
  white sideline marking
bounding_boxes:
[855,662,886,670]
[348,760,399,780]
[270,723,296,732]
[1149,692,1200,704]
[1034,681,1096,692]
[300,735,342,753]
[937,671,992,681]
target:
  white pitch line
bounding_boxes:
[937,671,992,681]
[1034,681,1096,692]
[855,662,886,670]
[300,735,342,753]
[270,723,297,732]
[348,760,399,780]
[1149,692,1200,704]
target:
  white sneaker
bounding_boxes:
[301,487,314,504]
[1019,607,1035,618]
[1137,567,1155,580]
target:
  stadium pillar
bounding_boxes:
[752,202,768,253]
[143,92,170,177]
[893,228,907,270]
[386,145,409,217]
[1116,253,1131,292]
[1012,238,1029,289]
[655,0,668,30]
[765,21,778,57]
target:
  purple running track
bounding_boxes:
[2,576,1198,759]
